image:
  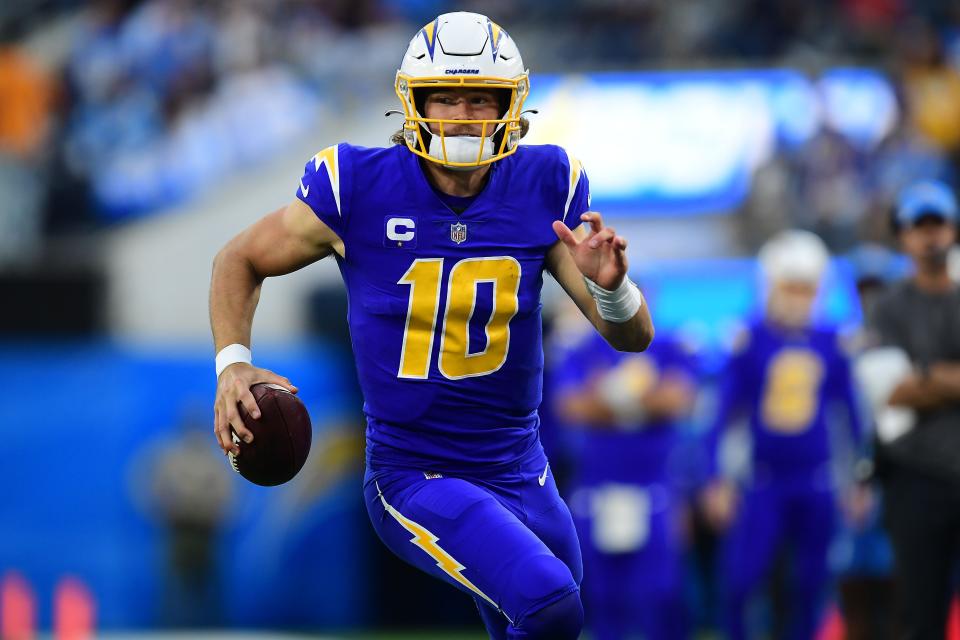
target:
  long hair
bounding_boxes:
[390,117,531,146]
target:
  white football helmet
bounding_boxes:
[759,230,830,328]
[395,12,529,169]
[758,230,830,285]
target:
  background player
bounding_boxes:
[209,12,653,639]
[700,230,865,640]
[549,301,696,640]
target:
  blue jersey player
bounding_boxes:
[209,12,654,639]
[550,310,696,640]
[700,231,865,640]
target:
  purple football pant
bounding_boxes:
[574,484,689,640]
[364,445,584,639]
[721,478,835,640]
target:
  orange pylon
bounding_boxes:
[1,571,36,640]
[53,576,95,640]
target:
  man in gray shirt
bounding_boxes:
[868,180,960,640]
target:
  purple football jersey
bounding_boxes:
[705,320,865,478]
[296,143,590,471]
[551,330,696,486]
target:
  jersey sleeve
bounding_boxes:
[827,335,867,447]
[558,147,591,229]
[702,328,753,480]
[295,143,348,239]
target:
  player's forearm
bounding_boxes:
[209,242,264,351]
[559,393,617,425]
[888,375,947,410]
[546,231,653,352]
[929,362,960,401]
[595,300,654,352]
[642,377,694,420]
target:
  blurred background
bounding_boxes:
[1,0,958,637]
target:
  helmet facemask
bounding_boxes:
[395,73,529,170]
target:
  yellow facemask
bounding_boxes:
[394,72,530,168]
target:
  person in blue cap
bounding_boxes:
[862,179,960,640]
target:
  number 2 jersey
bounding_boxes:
[296,142,590,472]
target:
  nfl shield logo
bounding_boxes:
[450,222,468,244]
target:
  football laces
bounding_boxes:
[228,432,241,473]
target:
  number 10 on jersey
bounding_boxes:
[398,256,521,380]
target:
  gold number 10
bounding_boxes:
[398,256,521,380]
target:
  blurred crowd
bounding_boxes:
[0,0,959,264]
[738,15,960,253]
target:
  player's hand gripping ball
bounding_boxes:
[228,383,312,486]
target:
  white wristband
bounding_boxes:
[216,343,252,378]
[584,275,643,323]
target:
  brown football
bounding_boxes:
[228,383,312,486]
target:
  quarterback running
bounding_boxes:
[209,12,653,638]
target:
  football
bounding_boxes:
[228,383,312,486]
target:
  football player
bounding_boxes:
[699,230,865,640]
[550,303,696,640]
[209,12,653,639]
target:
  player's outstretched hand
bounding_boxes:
[552,211,628,290]
[214,363,298,456]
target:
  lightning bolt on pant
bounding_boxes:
[363,445,583,639]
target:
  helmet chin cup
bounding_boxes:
[428,135,495,170]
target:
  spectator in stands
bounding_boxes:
[898,19,960,162]
[861,109,953,244]
[0,22,53,264]
[790,127,871,251]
